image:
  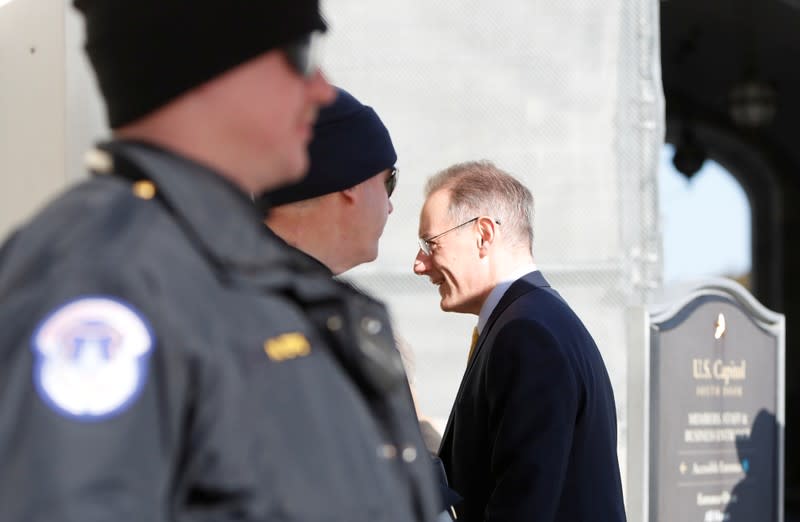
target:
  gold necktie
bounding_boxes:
[467,326,479,361]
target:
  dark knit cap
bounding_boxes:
[263,87,397,207]
[73,0,326,129]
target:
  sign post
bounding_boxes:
[628,279,784,522]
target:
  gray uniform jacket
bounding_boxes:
[0,140,440,522]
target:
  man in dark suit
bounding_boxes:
[413,160,627,521]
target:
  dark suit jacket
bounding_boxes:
[438,271,626,521]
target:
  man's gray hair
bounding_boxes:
[424,160,534,253]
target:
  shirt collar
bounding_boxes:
[477,263,538,334]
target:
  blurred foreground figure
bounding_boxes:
[414,161,626,521]
[0,2,439,520]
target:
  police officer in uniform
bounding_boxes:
[0,1,441,520]
[262,87,461,519]
[263,86,399,275]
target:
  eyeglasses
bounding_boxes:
[385,167,398,198]
[282,32,322,78]
[418,217,475,255]
[418,216,501,256]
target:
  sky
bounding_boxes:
[658,144,752,284]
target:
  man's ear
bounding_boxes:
[340,185,358,204]
[477,216,497,253]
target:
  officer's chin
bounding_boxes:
[285,152,311,184]
[367,244,379,264]
[259,153,309,194]
[354,243,379,269]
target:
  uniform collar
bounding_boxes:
[93,139,290,271]
[268,230,335,277]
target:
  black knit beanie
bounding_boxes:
[261,87,397,208]
[73,0,326,129]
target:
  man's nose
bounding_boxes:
[308,69,335,104]
[413,251,428,275]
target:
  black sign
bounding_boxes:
[648,281,783,522]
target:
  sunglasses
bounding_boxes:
[385,167,398,198]
[282,32,321,78]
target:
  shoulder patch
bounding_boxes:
[31,296,154,421]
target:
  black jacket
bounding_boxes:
[438,271,626,522]
[0,140,440,522]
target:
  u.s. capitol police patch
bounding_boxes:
[31,296,154,421]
